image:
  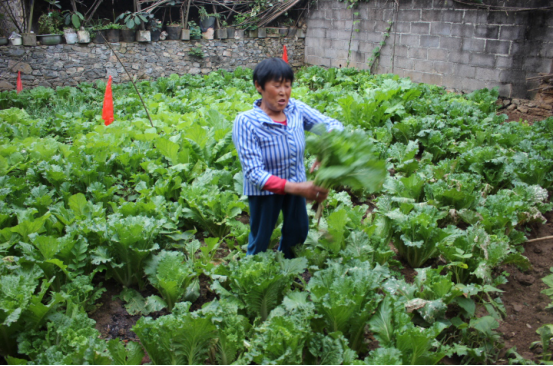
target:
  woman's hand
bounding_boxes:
[284,181,328,203]
[309,160,321,173]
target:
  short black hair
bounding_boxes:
[253,58,294,90]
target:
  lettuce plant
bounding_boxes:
[96,214,164,289]
[144,250,199,311]
[212,251,307,321]
[133,302,217,365]
[307,260,390,353]
[386,204,449,268]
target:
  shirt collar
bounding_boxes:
[252,98,296,125]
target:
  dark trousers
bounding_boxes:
[247,194,309,259]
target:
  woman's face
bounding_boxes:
[255,78,292,115]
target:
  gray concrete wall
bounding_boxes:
[305,0,553,98]
[0,36,305,90]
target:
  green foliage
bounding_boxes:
[133,302,217,365]
[1,67,552,366]
[144,250,199,311]
[212,251,307,321]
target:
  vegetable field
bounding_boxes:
[1,67,553,365]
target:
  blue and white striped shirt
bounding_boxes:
[232,98,344,196]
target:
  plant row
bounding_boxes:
[0,67,552,364]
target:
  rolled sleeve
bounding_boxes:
[232,115,272,190]
[297,100,345,132]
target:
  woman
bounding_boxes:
[232,58,344,259]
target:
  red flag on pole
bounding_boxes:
[282,45,288,63]
[16,71,22,93]
[102,76,114,126]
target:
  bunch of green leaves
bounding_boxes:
[306,127,387,193]
[200,300,250,364]
[212,251,307,321]
[144,250,199,311]
[18,301,143,365]
[386,203,449,268]
[307,260,390,353]
[133,302,217,365]
[367,295,448,364]
[0,262,63,357]
[94,214,164,289]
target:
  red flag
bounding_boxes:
[16,71,22,93]
[282,45,288,63]
[102,76,114,126]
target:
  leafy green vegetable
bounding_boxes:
[212,251,307,321]
[144,250,199,311]
[133,302,217,365]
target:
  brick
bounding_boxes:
[421,73,443,86]
[305,55,322,65]
[395,21,411,33]
[463,9,487,24]
[330,58,347,68]
[485,40,511,55]
[321,38,334,49]
[442,75,463,90]
[408,47,428,59]
[378,55,393,67]
[462,38,485,52]
[307,19,326,29]
[332,1,348,9]
[305,47,316,56]
[403,70,424,83]
[470,53,496,67]
[499,26,525,41]
[510,41,542,57]
[364,31,385,43]
[443,10,463,23]
[462,78,489,92]
[331,39,350,50]
[359,40,378,53]
[457,64,476,78]
[433,61,455,74]
[487,12,509,25]
[420,35,440,48]
[331,30,354,41]
[439,37,462,50]
[399,10,422,22]
[414,59,434,72]
[496,56,513,68]
[428,48,448,61]
[309,9,325,20]
[400,34,420,46]
[430,22,451,36]
[352,50,366,63]
[333,9,352,20]
[307,28,326,39]
[497,83,512,98]
[319,58,331,67]
[475,67,501,82]
[394,45,409,57]
[396,56,414,70]
[411,22,430,34]
[523,57,553,74]
[451,24,474,38]
[380,45,394,56]
[382,9,395,21]
[474,25,499,39]
[421,10,443,22]
[360,21,375,32]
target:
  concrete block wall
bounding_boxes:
[305,0,553,98]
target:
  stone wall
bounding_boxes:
[305,0,553,99]
[0,37,305,90]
